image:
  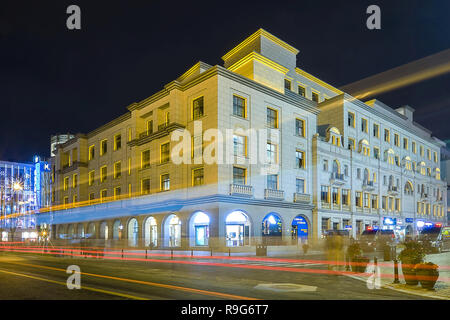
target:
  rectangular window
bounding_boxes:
[63,177,69,191]
[382,196,387,210]
[267,108,278,128]
[342,189,349,205]
[233,166,246,185]
[348,112,355,128]
[233,135,246,157]
[64,196,69,206]
[160,174,170,191]
[100,139,107,156]
[88,170,95,186]
[147,120,153,135]
[88,145,95,160]
[344,165,349,177]
[266,142,277,164]
[100,189,107,202]
[311,92,319,102]
[73,194,77,205]
[298,85,306,97]
[100,166,107,182]
[427,149,431,160]
[395,198,400,212]
[384,129,390,142]
[192,167,204,186]
[141,179,150,195]
[284,79,291,90]
[420,145,424,157]
[403,137,408,150]
[141,150,150,168]
[361,118,368,133]
[332,187,339,204]
[355,192,362,207]
[114,134,121,151]
[394,134,399,146]
[296,149,305,169]
[373,124,379,138]
[323,159,328,172]
[232,95,246,118]
[321,186,329,203]
[72,174,78,188]
[114,161,121,179]
[89,193,95,201]
[364,193,370,208]
[295,118,305,137]
[192,96,204,120]
[412,141,417,153]
[372,195,378,209]
[433,151,438,163]
[114,186,121,200]
[160,143,170,164]
[374,147,380,160]
[128,128,132,141]
[296,178,305,194]
[348,138,355,150]
[267,174,278,190]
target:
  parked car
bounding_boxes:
[418,226,444,253]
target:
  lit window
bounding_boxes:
[88,145,95,160]
[100,166,107,182]
[114,134,121,151]
[296,150,305,169]
[348,112,355,128]
[267,174,278,190]
[88,170,95,186]
[298,86,306,97]
[233,135,246,157]
[233,167,246,185]
[311,92,319,102]
[373,124,379,138]
[394,134,399,146]
[233,95,246,118]
[266,142,277,164]
[192,168,204,186]
[384,129,390,142]
[403,138,408,150]
[147,120,153,135]
[321,186,329,203]
[296,118,305,137]
[100,139,107,156]
[160,143,170,164]
[72,174,78,188]
[100,189,107,202]
[114,161,121,179]
[114,186,121,200]
[192,97,204,120]
[267,108,278,128]
[296,178,305,194]
[160,174,170,191]
[141,179,150,194]
[63,177,69,191]
[141,150,150,168]
[361,118,368,133]
[284,79,291,90]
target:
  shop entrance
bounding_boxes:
[168,215,181,247]
[226,211,250,247]
[292,215,309,244]
[144,217,157,247]
[262,213,282,245]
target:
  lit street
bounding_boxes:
[0,250,437,300]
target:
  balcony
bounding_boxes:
[330,172,345,185]
[293,193,311,203]
[388,185,399,196]
[362,180,375,191]
[264,189,284,201]
[230,184,253,197]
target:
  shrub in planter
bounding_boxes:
[416,262,439,290]
[398,241,425,286]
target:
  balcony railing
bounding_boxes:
[265,189,284,201]
[293,193,311,203]
[421,193,428,200]
[388,185,399,195]
[363,180,375,191]
[330,172,345,185]
[230,184,253,197]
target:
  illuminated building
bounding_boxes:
[39,29,447,247]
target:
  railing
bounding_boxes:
[264,189,284,201]
[330,172,345,185]
[388,185,398,194]
[293,193,311,203]
[230,184,253,197]
[158,122,170,131]
[363,180,375,191]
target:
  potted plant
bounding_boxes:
[415,262,439,290]
[398,241,425,285]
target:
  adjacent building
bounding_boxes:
[37,29,448,248]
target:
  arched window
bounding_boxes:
[144,217,158,247]
[128,218,138,247]
[404,181,414,196]
[358,139,370,156]
[332,160,340,174]
[190,212,210,247]
[112,220,121,240]
[226,210,250,247]
[99,221,108,240]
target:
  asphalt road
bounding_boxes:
[0,248,437,300]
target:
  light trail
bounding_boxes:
[0,260,258,300]
[1,247,449,282]
[340,49,450,100]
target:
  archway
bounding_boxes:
[86,222,95,239]
[262,213,282,245]
[144,217,158,247]
[128,218,139,247]
[67,224,74,239]
[164,214,181,247]
[57,225,66,239]
[225,210,250,247]
[99,221,108,240]
[77,223,85,239]
[190,211,210,246]
[291,215,309,243]
[112,220,121,240]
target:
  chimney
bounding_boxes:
[395,105,415,122]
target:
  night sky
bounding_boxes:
[1,0,449,162]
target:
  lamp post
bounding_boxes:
[9,180,23,242]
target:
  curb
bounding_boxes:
[343,273,449,300]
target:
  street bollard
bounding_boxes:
[345,254,350,271]
[191,250,193,257]
[210,248,213,257]
[228,248,231,257]
[393,259,400,283]
[171,249,173,260]
[121,249,124,259]
[145,249,147,259]
[374,256,378,270]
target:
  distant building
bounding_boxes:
[51,134,75,157]
[441,140,450,225]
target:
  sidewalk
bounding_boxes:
[343,251,450,300]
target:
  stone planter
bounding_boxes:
[416,263,439,290]
[401,262,418,286]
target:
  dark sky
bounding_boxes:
[1,0,449,162]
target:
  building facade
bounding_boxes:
[37,29,448,248]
